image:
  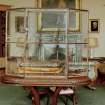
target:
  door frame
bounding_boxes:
[0,4,11,11]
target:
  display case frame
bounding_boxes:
[5,8,90,83]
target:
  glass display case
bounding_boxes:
[6,8,89,80]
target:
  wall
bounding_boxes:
[82,0,105,57]
[0,0,35,8]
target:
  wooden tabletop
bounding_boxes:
[2,75,91,87]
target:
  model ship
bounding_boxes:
[17,61,64,74]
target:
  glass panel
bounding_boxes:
[68,10,89,77]
[6,9,68,78]
[6,9,27,76]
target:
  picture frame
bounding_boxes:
[15,16,25,33]
[89,19,99,33]
[36,0,80,32]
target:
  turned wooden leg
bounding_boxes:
[31,87,40,105]
[51,87,63,105]
[32,94,40,105]
[71,91,78,105]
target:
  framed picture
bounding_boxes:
[15,16,25,33]
[89,19,99,33]
[36,0,80,32]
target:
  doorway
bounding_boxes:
[0,5,10,57]
[0,11,6,57]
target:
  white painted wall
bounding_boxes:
[82,0,105,57]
